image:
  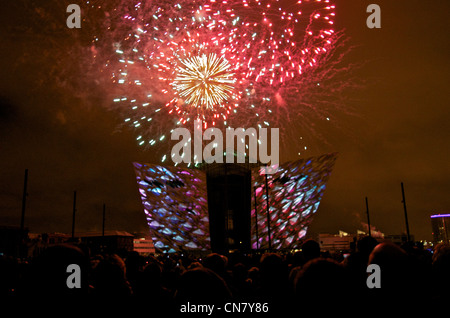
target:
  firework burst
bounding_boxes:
[172,53,237,111]
[89,0,350,158]
[13,0,354,162]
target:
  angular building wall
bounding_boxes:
[133,163,210,253]
[251,153,338,249]
[133,153,337,253]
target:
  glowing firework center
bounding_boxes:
[172,53,237,110]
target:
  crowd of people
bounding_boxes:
[1,237,450,311]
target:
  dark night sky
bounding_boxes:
[0,0,449,241]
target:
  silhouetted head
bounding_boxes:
[296,258,347,289]
[433,243,450,265]
[125,251,146,274]
[92,254,132,297]
[175,267,232,304]
[29,244,88,296]
[432,243,450,295]
[357,236,378,257]
[368,242,409,290]
[203,253,228,277]
[301,239,321,261]
[231,263,248,282]
[142,257,163,286]
[295,258,349,304]
[259,253,288,292]
[247,266,260,283]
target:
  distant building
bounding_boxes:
[318,229,388,253]
[28,232,71,258]
[318,232,356,252]
[431,214,450,244]
[383,234,414,245]
[42,232,71,245]
[133,237,156,255]
[78,231,134,255]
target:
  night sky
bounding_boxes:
[1,0,449,242]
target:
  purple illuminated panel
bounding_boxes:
[251,153,338,249]
[133,163,210,253]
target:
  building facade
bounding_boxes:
[134,153,337,253]
[78,231,134,255]
[133,237,156,255]
[431,214,450,244]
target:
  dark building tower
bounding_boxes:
[431,214,450,244]
[206,162,252,254]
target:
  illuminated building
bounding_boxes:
[133,236,156,256]
[318,233,355,253]
[133,153,337,253]
[431,214,450,244]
